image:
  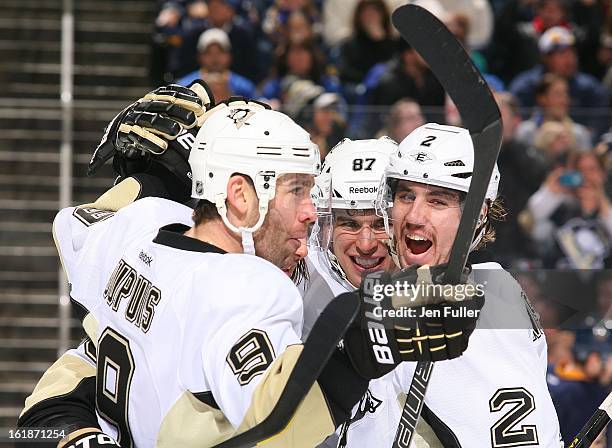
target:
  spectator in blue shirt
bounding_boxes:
[510,26,609,139]
[177,28,256,100]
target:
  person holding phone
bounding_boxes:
[523,151,612,268]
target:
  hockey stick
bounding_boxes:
[211,292,360,448]
[390,5,502,447]
[566,390,612,448]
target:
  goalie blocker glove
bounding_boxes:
[343,264,484,379]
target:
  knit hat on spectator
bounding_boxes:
[197,28,231,52]
[539,26,575,54]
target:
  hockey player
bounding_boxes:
[333,123,564,447]
[302,136,399,338]
[18,85,482,447]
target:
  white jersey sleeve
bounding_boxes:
[177,255,304,428]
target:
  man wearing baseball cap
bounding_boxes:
[510,26,609,138]
[177,27,256,99]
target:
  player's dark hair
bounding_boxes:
[192,199,219,225]
[475,197,506,249]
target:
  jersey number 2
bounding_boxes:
[489,387,538,447]
[96,328,135,448]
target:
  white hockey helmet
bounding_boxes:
[312,137,398,287]
[189,103,322,254]
[322,136,398,209]
[377,123,500,251]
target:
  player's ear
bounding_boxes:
[226,174,257,225]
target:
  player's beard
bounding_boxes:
[252,208,299,272]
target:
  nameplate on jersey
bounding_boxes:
[73,207,115,227]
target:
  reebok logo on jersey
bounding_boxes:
[139,250,153,266]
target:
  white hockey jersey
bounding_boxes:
[53,198,306,447]
[304,255,563,447]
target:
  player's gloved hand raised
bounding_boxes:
[87,80,215,196]
[343,264,484,379]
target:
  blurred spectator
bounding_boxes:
[509,26,609,139]
[370,39,445,120]
[443,11,487,73]
[545,330,575,365]
[337,0,398,87]
[486,92,547,267]
[283,81,347,159]
[376,98,424,143]
[547,333,611,444]
[533,121,577,166]
[176,28,256,100]
[437,0,494,50]
[282,79,324,118]
[260,39,341,102]
[515,73,592,152]
[323,0,492,50]
[308,93,348,159]
[205,0,260,82]
[524,151,612,268]
[151,1,207,83]
[322,0,404,48]
[262,0,321,46]
[570,0,609,80]
[490,0,574,83]
[601,23,612,101]
[283,8,317,44]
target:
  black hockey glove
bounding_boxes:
[87,80,215,197]
[343,264,484,379]
[59,429,120,448]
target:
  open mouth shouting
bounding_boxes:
[403,232,434,265]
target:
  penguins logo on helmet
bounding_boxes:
[227,108,255,128]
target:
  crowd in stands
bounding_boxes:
[149,1,611,440]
